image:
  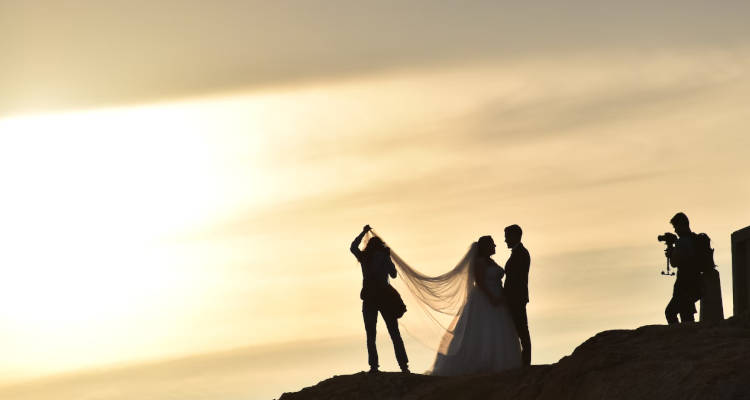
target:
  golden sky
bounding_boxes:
[1,1,750,398]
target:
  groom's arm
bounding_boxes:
[520,249,530,280]
[519,248,531,302]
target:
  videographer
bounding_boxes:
[663,212,702,324]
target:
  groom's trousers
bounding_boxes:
[508,301,532,366]
[362,300,409,370]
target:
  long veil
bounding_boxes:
[365,230,477,356]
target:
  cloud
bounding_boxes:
[455,54,750,144]
[464,79,734,142]
[0,337,365,400]
[2,1,750,115]
[2,23,748,386]
[169,48,750,246]
[239,48,750,171]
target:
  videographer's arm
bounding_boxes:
[670,247,684,269]
[665,246,674,260]
[670,240,696,269]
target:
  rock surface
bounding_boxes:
[277,314,750,400]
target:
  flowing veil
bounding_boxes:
[365,230,477,356]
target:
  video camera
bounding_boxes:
[657,232,678,247]
[657,232,678,276]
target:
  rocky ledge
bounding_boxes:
[277,313,750,400]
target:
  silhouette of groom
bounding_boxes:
[503,224,532,367]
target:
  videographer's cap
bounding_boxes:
[670,212,689,227]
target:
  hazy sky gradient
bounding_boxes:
[3,1,750,115]
[1,2,750,399]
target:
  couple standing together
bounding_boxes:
[350,224,531,376]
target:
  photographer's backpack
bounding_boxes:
[694,232,725,322]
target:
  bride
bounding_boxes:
[430,235,521,375]
[368,231,521,375]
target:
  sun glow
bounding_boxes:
[0,102,247,374]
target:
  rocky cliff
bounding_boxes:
[277,314,750,400]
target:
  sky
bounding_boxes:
[1,2,750,399]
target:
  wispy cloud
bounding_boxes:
[2,4,749,391]
[176,49,749,256]
[0,337,367,400]
[464,73,742,142]
[2,1,750,115]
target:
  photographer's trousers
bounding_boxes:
[362,300,408,370]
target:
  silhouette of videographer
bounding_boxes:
[662,212,702,324]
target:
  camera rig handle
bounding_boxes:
[661,243,676,277]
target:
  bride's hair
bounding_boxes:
[477,235,494,257]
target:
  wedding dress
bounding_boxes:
[430,258,521,375]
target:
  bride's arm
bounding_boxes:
[489,258,505,278]
[474,258,501,305]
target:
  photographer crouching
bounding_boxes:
[662,212,703,324]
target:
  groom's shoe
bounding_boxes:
[368,366,379,374]
[400,365,410,374]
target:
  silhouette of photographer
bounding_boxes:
[663,212,703,324]
[350,225,409,373]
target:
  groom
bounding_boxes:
[503,224,532,366]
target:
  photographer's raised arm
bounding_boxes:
[350,225,371,261]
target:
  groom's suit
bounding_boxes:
[504,243,531,366]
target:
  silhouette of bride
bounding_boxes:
[429,235,521,375]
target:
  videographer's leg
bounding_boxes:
[680,311,695,323]
[665,297,680,324]
[678,297,696,323]
[362,301,379,370]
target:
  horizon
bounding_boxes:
[1,2,750,399]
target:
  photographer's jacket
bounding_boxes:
[351,237,397,302]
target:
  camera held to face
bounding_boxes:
[657,232,678,247]
[657,232,678,276]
